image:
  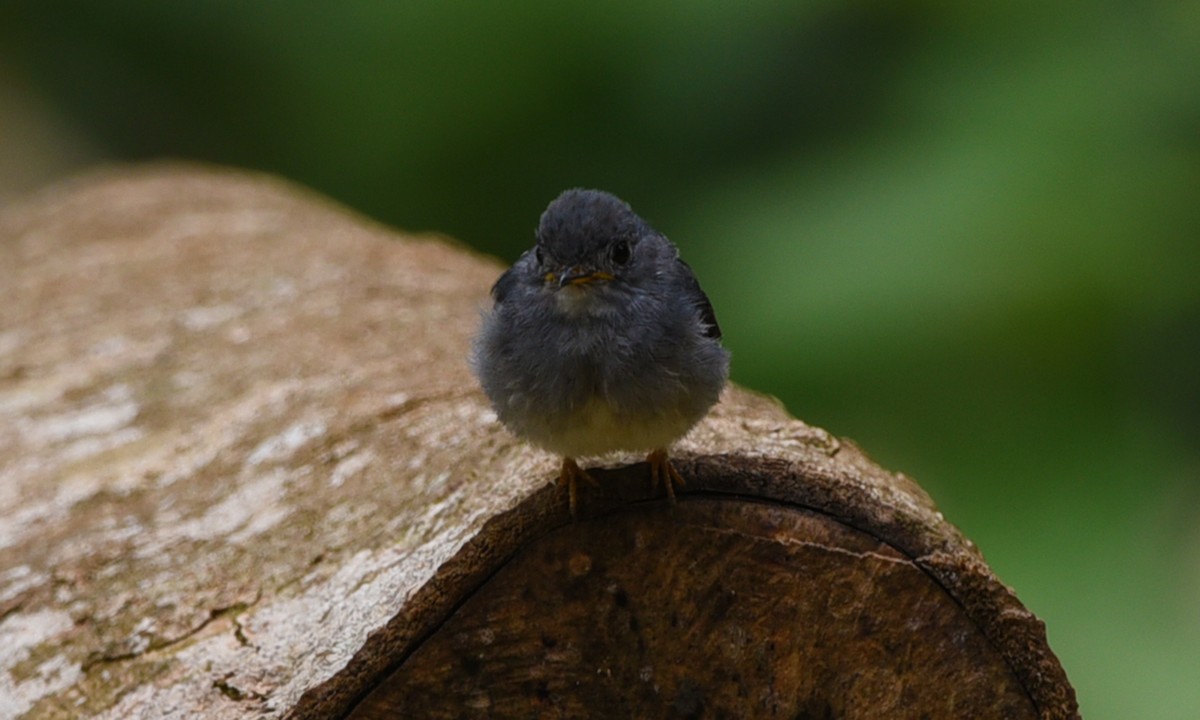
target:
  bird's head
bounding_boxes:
[532,189,664,315]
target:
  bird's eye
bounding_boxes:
[610,240,631,265]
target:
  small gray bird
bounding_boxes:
[472,188,730,515]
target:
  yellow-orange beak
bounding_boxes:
[558,267,614,287]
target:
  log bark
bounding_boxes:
[0,163,1078,719]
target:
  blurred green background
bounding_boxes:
[2,2,1198,717]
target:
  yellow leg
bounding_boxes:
[647,448,685,504]
[558,457,598,518]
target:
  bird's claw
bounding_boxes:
[647,448,685,504]
[558,457,598,518]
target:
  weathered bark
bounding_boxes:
[0,164,1078,719]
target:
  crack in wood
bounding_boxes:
[80,595,261,670]
[213,675,267,703]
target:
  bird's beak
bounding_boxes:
[558,266,614,288]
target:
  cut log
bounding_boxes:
[0,164,1077,719]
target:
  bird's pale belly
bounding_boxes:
[527,395,697,459]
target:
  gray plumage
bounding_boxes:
[472,189,729,471]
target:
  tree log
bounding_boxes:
[0,164,1078,719]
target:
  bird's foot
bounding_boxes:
[647,448,685,504]
[558,457,598,518]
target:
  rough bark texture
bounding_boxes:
[0,164,1078,719]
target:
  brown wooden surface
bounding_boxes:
[350,499,1036,719]
[0,164,1078,719]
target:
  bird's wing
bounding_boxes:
[490,258,525,305]
[676,258,722,340]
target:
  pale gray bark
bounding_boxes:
[0,165,1075,720]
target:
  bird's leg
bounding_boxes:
[558,457,598,518]
[647,448,685,504]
